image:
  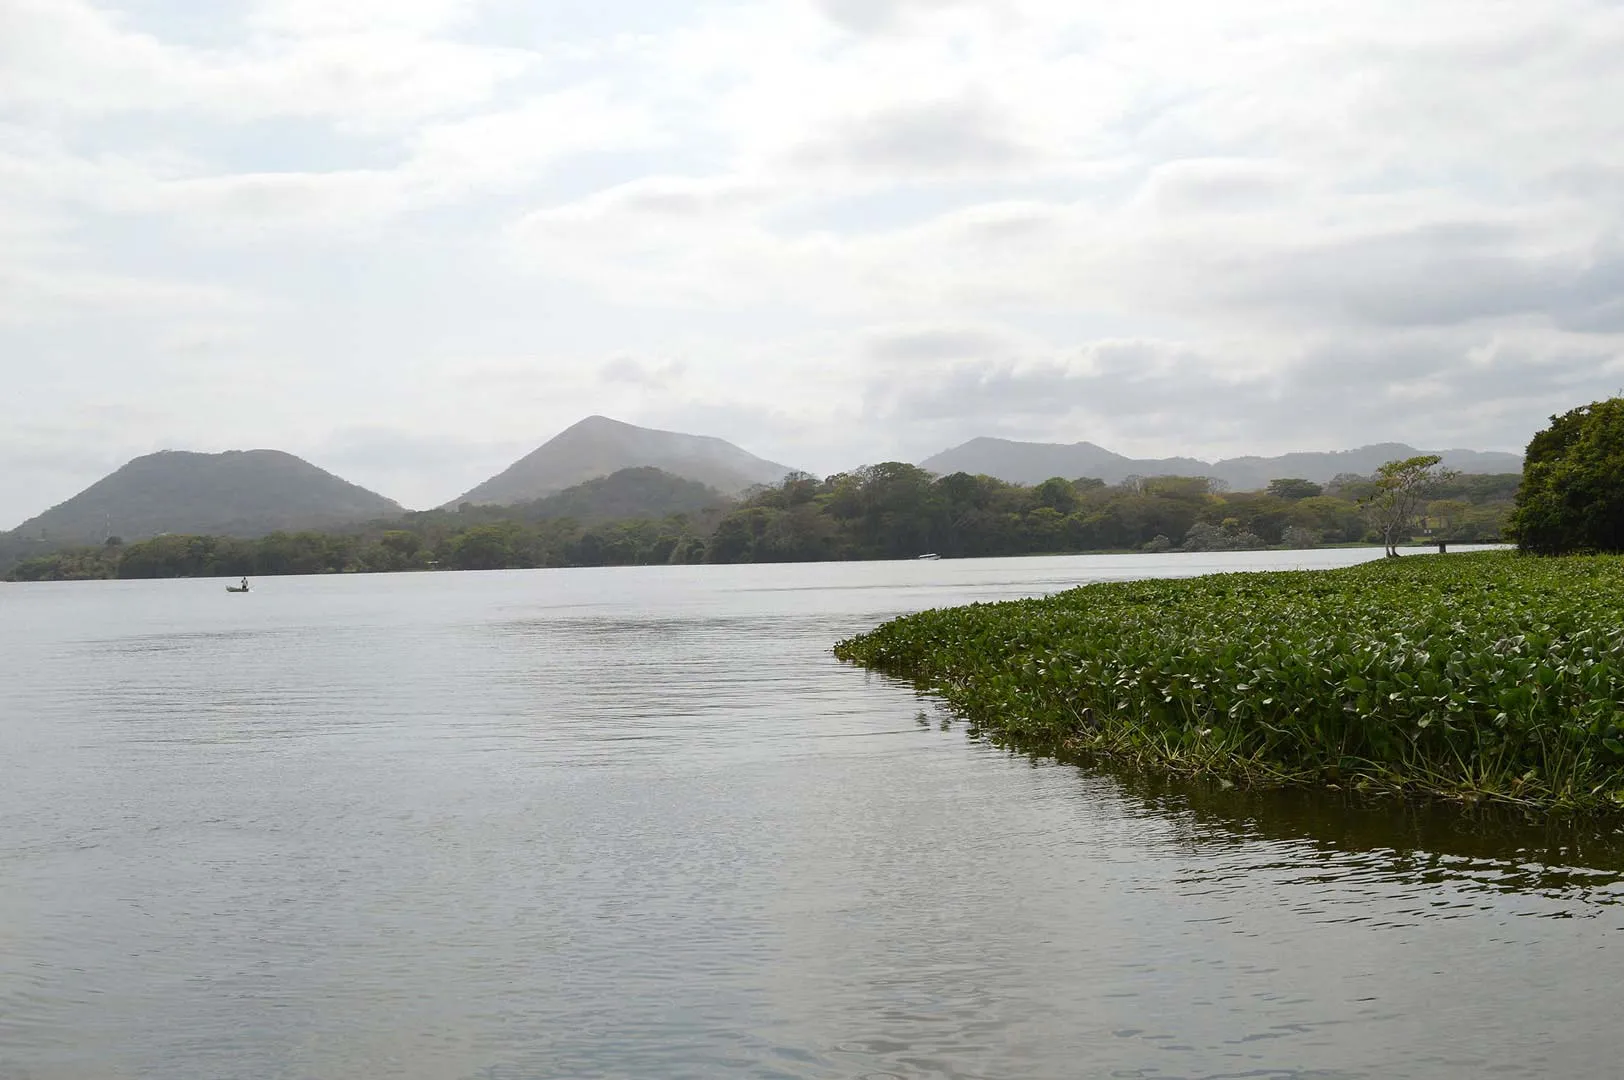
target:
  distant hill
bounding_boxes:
[449,416,793,506]
[1205,445,1525,491]
[920,438,1209,487]
[478,467,727,525]
[5,449,404,543]
[920,438,1523,489]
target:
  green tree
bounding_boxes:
[1510,398,1624,554]
[758,504,836,561]
[1212,492,1294,544]
[380,530,421,558]
[1266,478,1323,501]
[1025,506,1066,550]
[447,524,519,571]
[1325,473,1376,501]
[1032,477,1079,514]
[1426,499,1472,534]
[1288,495,1364,543]
[1363,455,1454,557]
[1180,521,1265,551]
[707,508,773,563]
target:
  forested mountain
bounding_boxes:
[921,438,1522,489]
[413,467,727,527]
[0,423,1524,580]
[7,464,1518,582]
[450,416,792,506]
[5,450,402,544]
[507,466,726,523]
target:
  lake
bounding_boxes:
[2,549,1621,1079]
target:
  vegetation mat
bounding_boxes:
[835,552,1624,812]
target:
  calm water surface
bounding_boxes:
[2,550,1621,1080]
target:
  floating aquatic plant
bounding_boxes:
[835,552,1624,811]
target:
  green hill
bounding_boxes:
[414,466,727,528]
[6,449,404,545]
[510,467,726,523]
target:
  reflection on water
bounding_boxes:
[1,550,1620,1080]
[1110,771,1624,918]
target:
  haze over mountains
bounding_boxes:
[2,416,1526,558]
[920,439,1524,490]
[448,416,794,507]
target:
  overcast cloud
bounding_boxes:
[3,0,1622,524]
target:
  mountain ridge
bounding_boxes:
[3,422,1528,553]
[919,438,1523,489]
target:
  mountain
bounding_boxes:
[450,416,793,506]
[6,450,404,543]
[445,467,727,526]
[1202,445,1525,492]
[920,438,1210,487]
[515,467,726,523]
[919,438,1523,489]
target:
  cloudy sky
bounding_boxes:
[4,0,1623,523]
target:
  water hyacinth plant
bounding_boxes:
[834,552,1624,811]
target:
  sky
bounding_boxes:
[3,0,1623,524]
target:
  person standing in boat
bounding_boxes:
[240,577,249,591]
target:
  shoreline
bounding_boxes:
[835,551,1624,814]
[6,540,1502,583]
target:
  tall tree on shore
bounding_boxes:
[1363,455,1455,557]
[1510,398,1624,554]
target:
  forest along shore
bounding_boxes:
[835,551,1624,813]
[5,467,1515,581]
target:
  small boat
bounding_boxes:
[226,585,250,593]
[917,553,941,561]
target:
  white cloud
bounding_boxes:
[407,85,661,196]
[246,0,481,38]
[785,92,1043,179]
[4,0,1624,525]
[0,0,529,124]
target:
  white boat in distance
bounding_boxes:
[917,553,942,560]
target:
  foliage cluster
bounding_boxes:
[701,464,1512,563]
[835,552,1624,810]
[1511,397,1624,555]
[1364,454,1456,557]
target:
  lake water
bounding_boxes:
[2,548,1621,1080]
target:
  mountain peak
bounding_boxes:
[7,449,401,541]
[449,417,794,507]
[571,415,629,430]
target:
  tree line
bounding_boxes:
[6,466,1515,581]
[699,466,1510,564]
[1510,397,1624,555]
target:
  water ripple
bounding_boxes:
[1,554,1619,1080]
